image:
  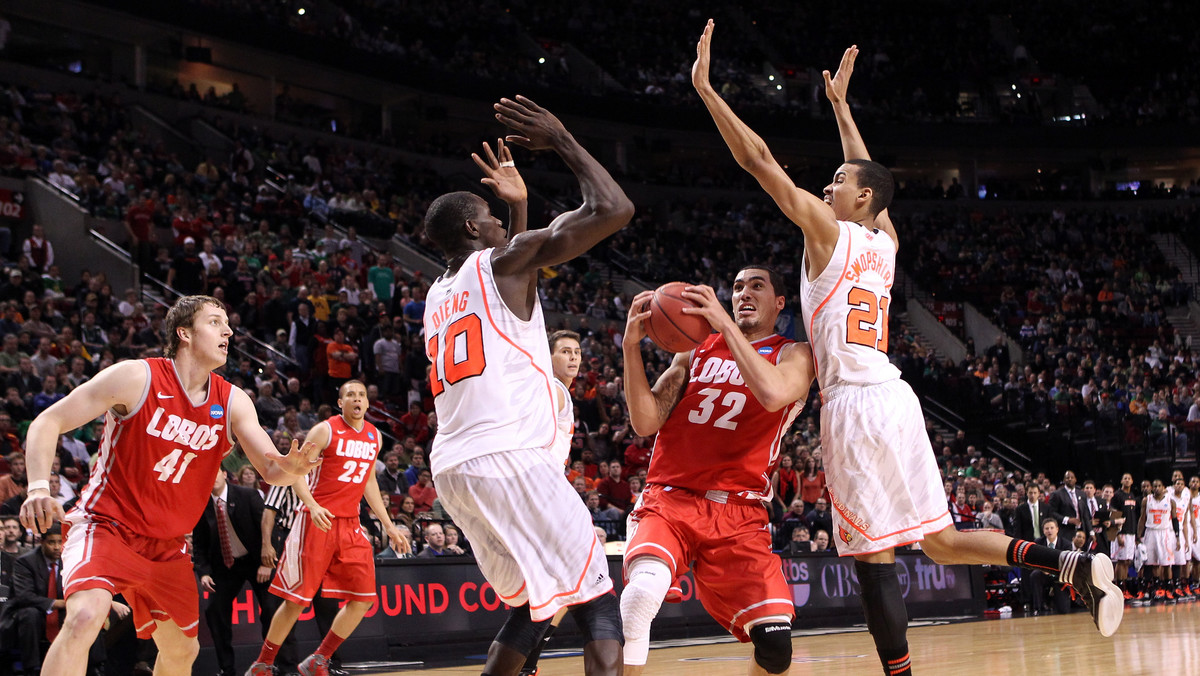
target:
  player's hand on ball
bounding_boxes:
[680,285,731,332]
[624,290,655,344]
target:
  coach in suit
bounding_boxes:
[1014,485,1044,542]
[0,524,118,675]
[1030,518,1075,614]
[194,470,273,676]
[1047,470,1090,546]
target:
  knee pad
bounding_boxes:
[495,603,551,656]
[749,622,793,674]
[854,560,909,651]
[619,556,672,665]
[569,590,623,644]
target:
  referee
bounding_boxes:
[262,484,346,676]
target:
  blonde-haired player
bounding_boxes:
[693,20,1123,674]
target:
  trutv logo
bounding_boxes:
[781,557,957,607]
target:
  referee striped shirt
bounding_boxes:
[264,484,302,531]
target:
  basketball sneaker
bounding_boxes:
[299,654,330,676]
[1165,588,1176,602]
[1122,589,1132,601]
[1064,552,1123,637]
[244,663,275,676]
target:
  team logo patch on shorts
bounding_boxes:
[839,526,854,545]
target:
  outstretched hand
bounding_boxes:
[265,437,323,477]
[472,138,527,205]
[494,96,568,151]
[823,45,859,105]
[692,19,715,92]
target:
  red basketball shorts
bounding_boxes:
[624,484,793,641]
[270,515,376,605]
[61,517,199,639]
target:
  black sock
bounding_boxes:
[1006,539,1079,574]
[519,622,558,674]
[855,561,912,676]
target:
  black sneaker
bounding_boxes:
[1064,552,1123,637]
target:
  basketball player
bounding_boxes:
[517,329,584,676]
[1188,475,1200,595]
[1110,473,1139,599]
[620,266,813,676]
[422,96,633,675]
[19,295,321,676]
[1138,479,1179,602]
[247,380,410,676]
[693,22,1123,672]
[1169,476,1192,598]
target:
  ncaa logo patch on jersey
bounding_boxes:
[757,346,774,355]
[367,432,375,440]
[209,404,224,419]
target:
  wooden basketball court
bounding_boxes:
[401,602,1198,674]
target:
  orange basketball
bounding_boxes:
[643,282,710,353]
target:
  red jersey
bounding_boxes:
[649,333,803,501]
[72,358,234,538]
[305,415,381,517]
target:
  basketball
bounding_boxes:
[643,282,711,353]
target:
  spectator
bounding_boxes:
[585,490,622,538]
[594,460,632,512]
[397,402,429,446]
[783,525,817,556]
[415,522,460,558]
[976,501,1004,530]
[372,324,403,400]
[803,497,833,539]
[408,468,437,514]
[403,448,427,486]
[798,455,826,511]
[0,451,26,503]
[393,494,417,529]
[442,524,468,556]
[377,450,410,500]
[812,529,832,552]
[21,224,53,274]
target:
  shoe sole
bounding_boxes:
[1089,554,1123,637]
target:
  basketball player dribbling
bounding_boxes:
[423,96,634,676]
[19,295,321,676]
[693,20,1123,675]
[246,379,410,676]
[619,267,814,676]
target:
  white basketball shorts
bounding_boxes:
[820,379,953,556]
[434,448,612,621]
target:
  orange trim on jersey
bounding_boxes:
[498,581,527,602]
[529,538,598,612]
[473,253,557,452]
[807,222,853,377]
[830,488,951,544]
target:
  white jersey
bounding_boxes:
[799,220,902,390]
[1174,488,1191,523]
[423,249,557,475]
[1145,493,1173,531]
[551,378,574,466]
[1192,495,1200,526]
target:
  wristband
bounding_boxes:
[26,479,50,494]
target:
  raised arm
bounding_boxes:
[490,96,634,275]
[692,20,838,255]
[472,139,528,238]
[21,359,148,532]
[823,45,897,244]
[229,387,321,485]
[621,290,690,436]
[680,285,815,412]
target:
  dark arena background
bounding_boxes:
[0,1,1199,674]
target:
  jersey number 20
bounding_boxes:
[428,314,487,397]
[845,287,890,352]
